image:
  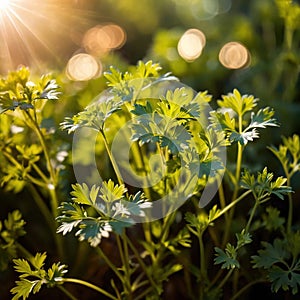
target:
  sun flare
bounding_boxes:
[0,0,10,11]
[0,0,99,74]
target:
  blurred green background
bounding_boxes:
[0,1,299,299]
[1,0,299,228]
[2,0,298,131]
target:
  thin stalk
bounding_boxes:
[32,163,49,183]
[94,247,123,281]
[132,279,149,292]
[209,269,223,289]
[198,233,207,300]
[134,286,155,300]
[142,222,152,248]
[26,174,49,188]
[111,279,122,300]
[57,286,79,300]
[231,279,266,300]
[160,209,176,244]
[285,174,293,234]
[16,242,33,259]
[222,137,244,246]
[100,130,124,186]
[131,142,152,201]
[125,235,158,291]
[217,269,233,291]
[245,198,259,233]
[62,278,118,300]
[198,233,207,281]
[211,190,252,222]
[3,150,48,189]
[121,232,133,300]
[218,180,227,220]
[287,192,293,234]
[25,111,59,215]
[27,184,56,233]
[27,181,63,258]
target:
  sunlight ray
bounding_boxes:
[0,18,13,70]
[8,8,56,55]
[4,10,43,68]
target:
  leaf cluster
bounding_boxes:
[0,211,26,271]
[11,252,68,300]
[210,89,278,145]
[57,180,151,247]
[0,67,60,114]
[214,230,252,270]
[269,134,300,179]
[252,231,300,294]
[241,167,292,202]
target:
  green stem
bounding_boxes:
[286,176,293,234]
[212,190,252,222]
[57,285,79,300]
[198,232,207,300]
[27,181,63,257]
[132,279,149,291]
[125,235,158,291]
[231,279,266,300]
[62,278,118,300]
[218,180,227,221]
[25,112,59,215]
[27,184,56,232]
[134,286,154,300]
[160,209,176,243]
[222,139,244,247]
[16,242,33,259]
[32,163,50,184]
[245,198,259,233]
[94,247,123,281]
[217,269,234,290]
[199,233,207,281]
[121,232,133,300]
[100,130,124,186]
[2,151,48,189]
[26,174,49,188]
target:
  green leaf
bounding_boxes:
[60,99,122,133]
[75,220,112,247]
[214,246,240,269]
[71,183,92,205]
[29,252,47,270]
[217,89,257,117]
[47,262,68,287]
[269,134,300,178]
[11,279,40,300]
[252,240,290,269]
[99,179,127,203]
[262,206,285,231]
[252,233,300,294]
[11,253,69,299]
[247,107,278,129]
[236,230,252,249]
[241,167,292,201]
[269,266,300,294]
[13,259,33,276]
[0,67,60,114]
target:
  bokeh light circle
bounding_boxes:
[82,23,126,56]
[219,41,251,69]
[178,28,206,62]
[66,53,102,81]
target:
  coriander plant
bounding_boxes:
[0,61,299,299]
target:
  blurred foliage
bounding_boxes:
[0,0,300,299]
